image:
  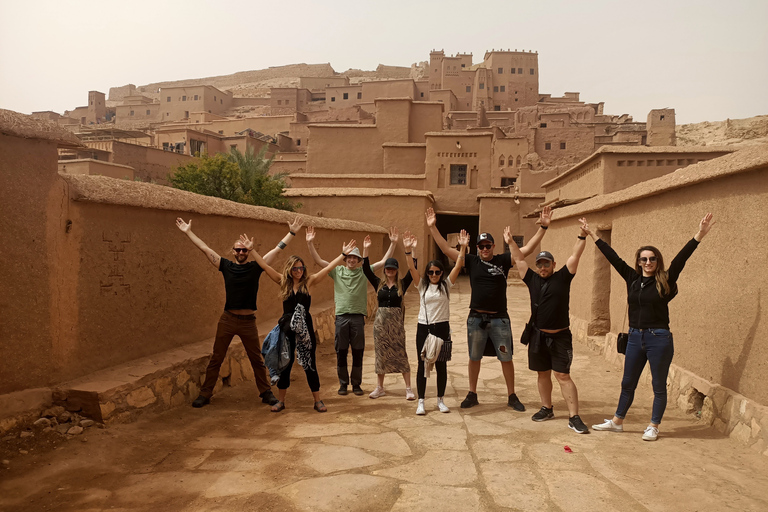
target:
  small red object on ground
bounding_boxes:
[564,445,573,453]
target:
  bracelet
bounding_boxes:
[541,225,548,230]
[404,251,412,255]
[342,252,348,257]
[578,235,586,240]
[289,231,296,236]
[277,241,287,249]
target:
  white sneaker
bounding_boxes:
[369,386,386,399]
[416,399,426,415]
[642,425,659,441]
[437,397,450,413]
[405,388,416,401]
[592,418,624,432]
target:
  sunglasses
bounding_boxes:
[427,270,443,276]
[291,266,305,273]
[233,248,249,253]
[477,244,493,250]
[638,257,657,263]
[535,261,551,269]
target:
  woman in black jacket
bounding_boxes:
[582,213,714,441]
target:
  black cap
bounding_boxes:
[384,257,399,269]
[536,251,554,262]
[477,233,494,244]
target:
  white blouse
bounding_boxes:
[417,278,454,325]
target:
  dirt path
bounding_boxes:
[2,277,767,511]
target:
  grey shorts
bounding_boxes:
[335,314,366,352]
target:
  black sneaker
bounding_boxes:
[532,406,554,422]
[192,395,210,408]
[352,385,364,396]
[508,393,526,412]
[338,386,348,396]
[569,415,590,434]
[460,391,479,409]
[260,390,279,406]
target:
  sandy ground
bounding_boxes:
[1,276,767,511]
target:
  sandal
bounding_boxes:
[313,400,327,413]
[271,401,285,412]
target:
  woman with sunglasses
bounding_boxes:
[245,234,357,413]
[404,229,469,415]
[582,213,715,441]
[362,232,416,401]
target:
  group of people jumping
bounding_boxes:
[176,207,714,441]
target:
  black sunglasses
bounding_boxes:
[427,270,443,276]
[291,266,306,272]
[233,248,249,253]
[638,257,657,263]
[477,244,493,250]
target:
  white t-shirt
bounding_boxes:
[417,278,454,325]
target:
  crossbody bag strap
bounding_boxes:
[529,281,549,327]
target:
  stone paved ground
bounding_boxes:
[2,276,768,511]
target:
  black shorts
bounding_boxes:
[528,329,573,374]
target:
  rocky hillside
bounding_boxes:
[677,115,768,147]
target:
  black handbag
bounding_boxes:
[616,288,630,354]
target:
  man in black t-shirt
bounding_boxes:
[506,218,589,434]
[176,216,303,408]
[426,207,551,411]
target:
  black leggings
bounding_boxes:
[277,333,320,392]
[416,322,449,399]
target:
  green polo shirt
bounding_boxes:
[329,265,368,316]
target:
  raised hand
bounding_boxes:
[306,225,316,243]
[503,226,513,245]
[698,213,715,238]
[540,206,552,227]
[388,226,399,243]
[403,231,413,250]
[363,235,372,249]
[239,234,254,251]
[425,208,436,227]
[457,229,470,248]
[412,235,418,250]
[176,218,192,233]
[288,216,304,234]
[342,239,357,255]
[578,217,591,236]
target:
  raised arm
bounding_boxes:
[668,213,714,281]
[519,206,552,257]
[362,255,380,288]
[176,218,221,269]
[426,208,460,261]
[362,235,372,260]
[240,234,281,284]
[581,220,636,283]
[308,240,356,289]
[565,218,589,274]
[403,231,420,283]
[448,229,469,284]
[305,225,330,267]
[504,225,528,279]
[371,227,399,271]
[262,216,304,265]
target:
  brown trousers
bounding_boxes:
[199,311,272,398]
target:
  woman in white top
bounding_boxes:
[404,230,469,415]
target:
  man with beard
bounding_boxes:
[176,216,303,408]
[426,207,551,411]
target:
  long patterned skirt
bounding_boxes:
[373,307,411,374]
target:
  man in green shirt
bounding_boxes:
[306,226,396,395]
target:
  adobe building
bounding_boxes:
[63,91,108,125]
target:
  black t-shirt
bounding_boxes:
[466,252,513,313]
[523,266,575,330]
[219,258,263,311]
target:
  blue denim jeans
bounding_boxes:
[615,328,674,424]
[467,316,513,362]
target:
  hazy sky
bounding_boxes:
[1,0,766,124]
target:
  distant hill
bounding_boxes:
[677,115,768,147]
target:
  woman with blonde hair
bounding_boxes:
[245,233,357,413]
[583,213,715,441]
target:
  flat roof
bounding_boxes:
[540,145,735,188]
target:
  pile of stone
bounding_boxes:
[21,406,101,438]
